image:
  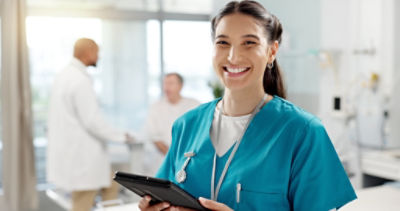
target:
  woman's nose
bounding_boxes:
[227,46,242,64]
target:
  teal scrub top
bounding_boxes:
[156,96,357,210]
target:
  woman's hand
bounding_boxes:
[138,196,233,211]
[198,197,233,211]
[138,195,170,211]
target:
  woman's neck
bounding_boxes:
[222,87,265,117]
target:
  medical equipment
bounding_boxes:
[175,152,196,183]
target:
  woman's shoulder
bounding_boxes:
[267,96,323,129]
[267,97,330,151]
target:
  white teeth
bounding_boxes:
[226,67,248,73]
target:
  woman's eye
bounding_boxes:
[216,40,228,45]
[244,41,257,45]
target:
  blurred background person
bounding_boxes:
[143,73,200,176]
[46,38,134,211]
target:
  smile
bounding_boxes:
[223,66,251,74]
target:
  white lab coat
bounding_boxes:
[143,97,200,175]
[47,58,125,191]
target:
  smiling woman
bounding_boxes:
[139,1,357,211]
[212,13,278,101]
[211,2,285,101]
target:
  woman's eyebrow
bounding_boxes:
[242,34,260,40]
[215,34,228,39]
[215,34,260,40]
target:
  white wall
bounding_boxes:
[260,0,322,114]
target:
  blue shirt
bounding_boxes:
[157,96,357,210]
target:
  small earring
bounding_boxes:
[267,62,273,69]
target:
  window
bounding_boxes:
[163,0,213,14]
[27,0,159,11]
[27,17,150,186]
[25,2,214,189]
[146,20,214,103]
[163,20,214,102]
[146,20,162,103]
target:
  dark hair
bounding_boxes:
[165,72,184,85]
[211,0,286,99]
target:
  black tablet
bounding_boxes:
[113,171,209,211]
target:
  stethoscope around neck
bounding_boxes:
[175,94,268,201]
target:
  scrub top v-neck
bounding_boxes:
[156,96,356,211]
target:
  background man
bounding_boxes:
[143,73,200,175]
[47,38,134,211]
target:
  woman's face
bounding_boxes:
[213,13,273,92]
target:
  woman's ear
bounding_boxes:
[267,41,279,63]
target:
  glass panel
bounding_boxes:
[99,19,149,130]
[26,16,150,187]
[27,0,159,11]
[163,20,214,102]
[163,0,213,14]
[114,0,159,11]
[146,20,162,103]
[27,0,213,13]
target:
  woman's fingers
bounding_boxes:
[138,196,151,210]
[165,206,196,211]
[198,197,233,211]
[138,195,170,211]
[150,202,170,211]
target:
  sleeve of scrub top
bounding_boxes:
[72,78,126,143]
[288,118,357,211]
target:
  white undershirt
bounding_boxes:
[210,101,252,157]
